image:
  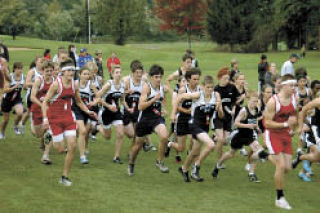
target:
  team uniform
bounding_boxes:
[1,73,24,112]
[296,87,311,109]
[229,107,259,150]
[175,84,200,136]
[99,80,124,129]
[214,83,240,131]
[123,77,143,126]
[136,83,165,137]
[26,67,42,108]
[30,76,53,126]
[47,77,77,142]
[234,88,246,119]
[189,90,217,139]
[265,94,297,155]
[71,80,92,124]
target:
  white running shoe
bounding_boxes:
[13,126,22,135]
[167,141,174,148]
[240,148,248,156]
[19,125,25,134]
[245,163,251,172]
[0,132,5,140]
[275,197,292,210]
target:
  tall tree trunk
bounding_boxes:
[272,32,278,51]
[187,27,191,49]
[318,24,320,51]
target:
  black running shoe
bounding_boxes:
[191,165,204,182]
[212,166,219,179]
[128,164,134,176]
[292,152,302,169]
[113,157,123,164]
[175,155,182,163]
[248,174,261,183]
[178,167,190,182]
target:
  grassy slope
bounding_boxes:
[0,35,319,213]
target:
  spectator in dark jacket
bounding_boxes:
[94,49,104,78]
[258,54,269,95]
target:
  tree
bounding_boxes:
[94,0,147,45]
[153,0,207,49]
[0,0,29,39]
[207,0,260,51]
[46,11,74,41]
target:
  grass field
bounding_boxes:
[0,35,319,213]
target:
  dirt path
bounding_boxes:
[8,47,39,51]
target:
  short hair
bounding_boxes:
[261,54,267,60]
[130,60,143,73]
[295,67,307,77]
[186,49,193,54]
[177,75,186,83]
[217,67,230,79]
[281,74,295,82]
[202,75,214,85]
[149,64,164,76]
[182,54,193,62]
[86,61,98,72]
[311,80,320,90]
[60,58,74,69]
[247,90,259,99]
[79,67,89,75]
[296,74,306,81]
[271,74,281,82]
[41,60,54,70]
[234,72,244,81]
[13,62,23,70]
[230,59,238,67]
[262,84,273,93]
[185,68,201,81]
[112,65,121,73]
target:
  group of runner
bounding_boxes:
[0,50,319,210]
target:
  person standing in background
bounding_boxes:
[258,54,269,95]
[106,52,121,77]
[94,50,104,78]
[68,45,78,68]
[281,53,299,76]
[43,49,51,61]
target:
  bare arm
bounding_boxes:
[25,69,35,89]
[30,77,42,107]
[3,80,18,93]
[42,81,59,118]
[215,92,224,119]
[74,82,90,113]
[170,92,200,121]
[138,84,158,111]
[165,71,179,93]
[299,98,320,134]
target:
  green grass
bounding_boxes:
[0,35,319,213]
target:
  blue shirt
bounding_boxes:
[77,54,93,68]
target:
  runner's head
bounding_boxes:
[79,67,90,81]
[130,60,143,81]
[60,58,75,80]
[111,65,122,81]
[185,67,201,87]
[13,62,23,74]
[41,60,54,78]
[280,74,296,95]
[182,54,192,69]
[247,90,259,109]
[217,67,230,86]
[149,64,164,86]
[202,75,214,95]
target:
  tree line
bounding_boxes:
[0,0,319,52]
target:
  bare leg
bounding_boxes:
[154,124,168,162]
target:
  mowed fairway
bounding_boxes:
[0,35,319,213]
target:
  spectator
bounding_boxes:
[68,44,78,68]
[280,53,299,76]
[94,49,104,78]
[106,52,121,74]
[43,49,51,61]
[264,62,278,88]
[77,48,93,68]
[0,38,9,62]
[258,54,269,94]
[301,44,306,58]
[229,59,239,82]
[52,46,66,63]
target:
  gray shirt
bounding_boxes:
[281,60,294,76]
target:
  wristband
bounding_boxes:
[283,122,289,128]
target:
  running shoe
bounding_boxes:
[41,155,52,165]
[156,160,169,173]
[59,176,72,186]
[113,157,123,164]
[13,126,21,135]
[240,148,248,156]
[299,171,311,182]
[0,132,5,140]
[302,160,311,173]
[178,167,190,182]
[80,156,89,164]
[292,152,302,169]
[175,155,182,163]
[275,197,292,210]
[191,165,204,182]
[212,165,220,179]
[248,173,261,183]
[128,164,134,176]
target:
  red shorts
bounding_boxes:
[265,130,293,155]
[48,116,77,142]
[31,111,43,126]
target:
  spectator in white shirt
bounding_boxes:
[280,53,299,76]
